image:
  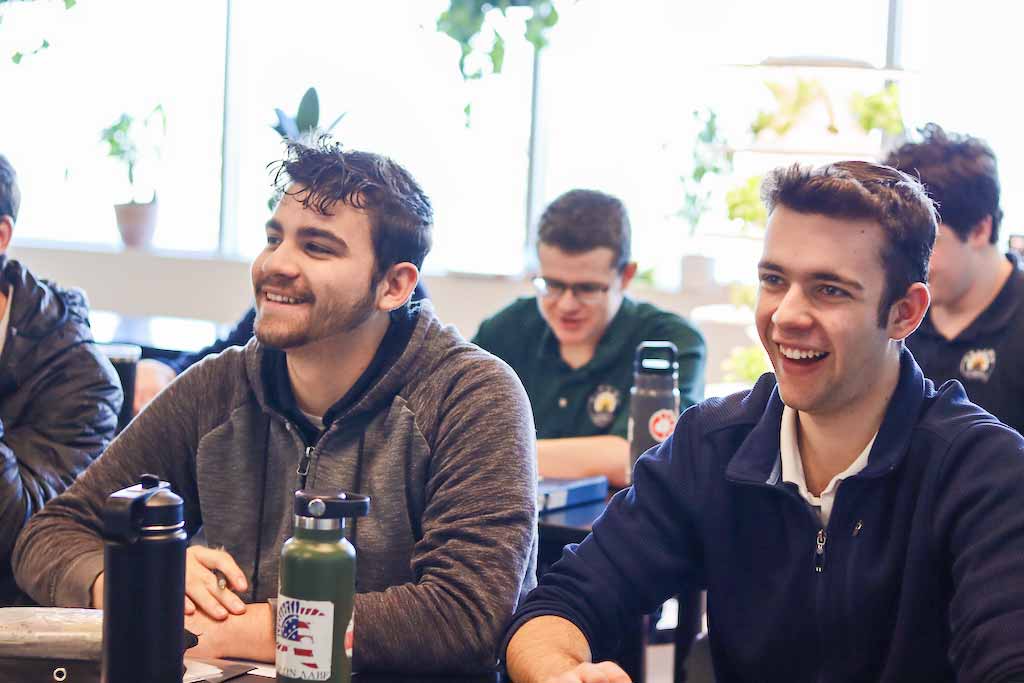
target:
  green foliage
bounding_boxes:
[271,87,345,142]
[437,0,559,81]
[722,345,771,384]
[851,82,904,136]
[100,105,166,197]
[725,175,767,231]
[4,0,75,63]
[751,78,837,137]
[728,283,757,310]
[679,108,733,235]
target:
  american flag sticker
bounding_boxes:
[276,595,335,681]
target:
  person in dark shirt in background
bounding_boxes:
[504,161,1024,683]
[886,124,1024,434]
[0,153,122,604]
[473,189,705,488]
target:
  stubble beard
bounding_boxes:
[254,285,378,350]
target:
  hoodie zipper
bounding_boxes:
[814,528,827,573]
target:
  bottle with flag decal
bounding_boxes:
[277,490,369,683]
[627,341,680,480]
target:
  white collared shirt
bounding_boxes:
[779,406,876,526]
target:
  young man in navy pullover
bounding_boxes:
[504,161,1024,683]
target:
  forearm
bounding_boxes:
[537,435,630,488]
[189,603,276,662]
[505,616,592,683]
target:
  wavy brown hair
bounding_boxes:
[271,137,433,279]
[761,161,937,326]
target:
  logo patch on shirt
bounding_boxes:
[587,385,621,428]
[960,348,996,382]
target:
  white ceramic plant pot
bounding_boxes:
[113,198,158,249]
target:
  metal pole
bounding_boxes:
[523,43,544,271]
[216,0,235,255]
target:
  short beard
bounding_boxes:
[254,283,378,350]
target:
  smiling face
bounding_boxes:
[756,206,908,418]
[536,243,633,350]
[251,186,382,350]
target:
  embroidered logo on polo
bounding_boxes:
[960,348,996,382]
[587,385,621,428]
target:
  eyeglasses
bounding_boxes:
[532,277,611,305]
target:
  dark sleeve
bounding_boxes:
[0,340,121,566]
[503,405,707,661]
[11,356,216,607]
[163,307,256,374]
[935,423,1024,682]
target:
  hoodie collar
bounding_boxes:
[247,300,433,430]
[726,346,926,484]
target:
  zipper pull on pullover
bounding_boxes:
[815,529,827,573]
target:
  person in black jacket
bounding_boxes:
[504,161,1024,683]
[0,154,122,604]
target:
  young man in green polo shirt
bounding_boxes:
[473,189,706,488]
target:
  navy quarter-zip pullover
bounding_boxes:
[507,347,1024,682]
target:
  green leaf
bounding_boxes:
[65,0,77,8]
[295,87,319,134]
[41,39,50,49]
[489,33,505,74]
[11,52,23,64]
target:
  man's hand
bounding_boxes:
[133,359,177,415]
[184,602,276,662]
[90,572,104,609]
[547,662,631,683]
[185,546,248,620]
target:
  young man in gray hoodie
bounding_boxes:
[12,138,538,673]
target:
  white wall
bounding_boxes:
[9,244,752,383]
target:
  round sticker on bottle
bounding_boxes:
[648,409,677,443]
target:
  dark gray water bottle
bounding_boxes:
[101,474,186,683]
[628,342,680,474]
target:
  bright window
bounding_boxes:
[225,0,534,275]
[0,0,226,252]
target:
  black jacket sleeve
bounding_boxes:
[0,340,121,565]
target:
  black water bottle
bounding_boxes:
[628,342,680,476]
[101,474,186,683]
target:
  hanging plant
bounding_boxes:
[751,78,838,138]
[2,0,76,63]
[436,0,559,81]
[678,108,734,236]
[851,82,904,136]
[268,87,346,209]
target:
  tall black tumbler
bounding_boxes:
[101,474,187,683]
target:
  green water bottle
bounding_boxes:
[276,490,370,683]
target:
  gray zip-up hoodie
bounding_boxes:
[12,301,538,672]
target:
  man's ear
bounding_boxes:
[887,282,930,341]
[376,262,419,311]
[0,215,13,254]
[619,261,639,289]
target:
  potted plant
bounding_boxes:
[267,87,345,209]
[100,105,165,248]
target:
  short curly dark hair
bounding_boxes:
[761,161,937,326]
[537,189,631,271]
[884,123,1002,243]
[0,154,20,222]
[271,137,433,279]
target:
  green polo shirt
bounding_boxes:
[472,296,706,440]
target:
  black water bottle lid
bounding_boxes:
[103,474,184,542]
[294,490,371,520]
[634,341,679,375]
